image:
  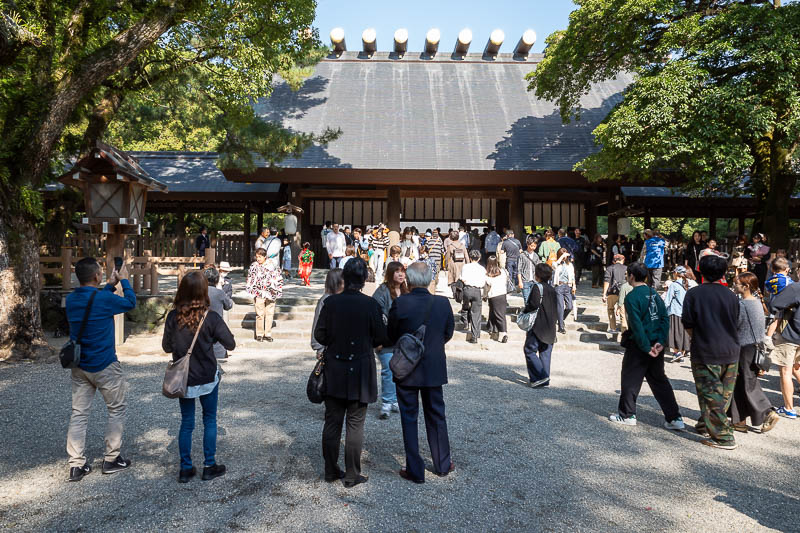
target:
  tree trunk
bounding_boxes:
[0,202,49,359]
[761,172,796,250]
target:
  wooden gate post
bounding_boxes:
[61,247,73,290]
[204,248,216,266]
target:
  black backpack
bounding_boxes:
[389,298,434,382]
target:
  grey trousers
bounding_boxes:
[66,361,127,468]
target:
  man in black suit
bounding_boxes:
[388,262,455,484]
[314,258,387,488]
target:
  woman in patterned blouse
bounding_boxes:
[246,248,284,342]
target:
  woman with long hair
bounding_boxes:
[663,266,694,363]
[553,248,575,334]
[588,233,606,288]
[162,270,235,483]
[729,272,780,433]
[685,230,707,282]
[484,255,509,343]
[371,262,408,418]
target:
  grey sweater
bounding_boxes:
[738,298,766,346]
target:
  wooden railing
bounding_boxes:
[40,248,219,294]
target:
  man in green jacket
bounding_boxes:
[609,262,685,430]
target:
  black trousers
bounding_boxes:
[729,344,774,426]
[461,287,483,339]
[396,385,451,482]
[487,295,507,333]
[618,345,681,421]
[322,398,367,482]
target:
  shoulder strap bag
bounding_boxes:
[163,311,209,399]
[390,297,435,382]
[744,304,771,373]
[307,355,326,404]
[60,291,97,369]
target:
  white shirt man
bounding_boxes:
[459,253,487,343]
[326,224,347,268]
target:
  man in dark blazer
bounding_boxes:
[314,258,387,488]
[388,262,455,483]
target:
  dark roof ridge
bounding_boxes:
[128,151,218,158]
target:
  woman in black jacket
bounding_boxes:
[684,231,706,282]
[314,258,387,488]
[162,271,235,483]
[522,263,559,388]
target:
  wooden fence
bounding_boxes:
[40,247,218,294]
[63,233,251,266]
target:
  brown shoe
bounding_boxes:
[434,462,455,477]
[761,411,780,433]
[733,422,749,433]
[399,468,424,484]
[701,439,737,450]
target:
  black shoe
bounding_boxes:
[178,467,196,483]
[434,462,456,477]
[500,335,508,343]
[490,332,498,341]
[68,463,91,482]
[399,468,424,484]
[343,475,368,488]
[256,336,264,342]
[324,470,346,483]
[558,327,567,334]
[265,336,274,342]
[202,464,226,481]
[102,456,131,474]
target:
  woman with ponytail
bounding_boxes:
[729,272,780,433]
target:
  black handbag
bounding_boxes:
[744,307,771,373]
[306,356,326,404]
[389,298,435,382]
[60,291,97,369]
[452,279,464,303]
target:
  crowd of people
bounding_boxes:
[62,222,799,486]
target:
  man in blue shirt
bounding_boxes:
[641,229,666,290]
[557,228,579,259]
[65,257,136,482]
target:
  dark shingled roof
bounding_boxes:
[129,152,279,194]
[254,52,632,171]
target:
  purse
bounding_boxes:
[390,298,434,382]
[306,356,326,404]
[60,291,97,369]
[162,311,208,399]
[744,306,771,373]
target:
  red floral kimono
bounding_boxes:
[298,249,314,286]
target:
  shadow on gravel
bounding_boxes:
[1,347,799,532]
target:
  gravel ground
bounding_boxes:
[1,280,798,533]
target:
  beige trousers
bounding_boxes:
[66,361,127,467]
[606,294,620,330]
[254,297,276,337]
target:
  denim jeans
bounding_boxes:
[523,330,553,383]
[376,349,397,405]
[178,383,219,470]
[521,281,534,305]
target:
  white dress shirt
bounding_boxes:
[460,263,487,288]
[326,231,347,258]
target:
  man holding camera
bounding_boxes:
[64,257,136,482]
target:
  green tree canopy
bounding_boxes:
[527,0,800,247]
[0,0,335,356]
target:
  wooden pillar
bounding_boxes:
[243,205,251,266]
[204,247,216,265]
[143,250,152,291]
[387,187,401,230]
[496,199,511,233]
[586,201,598,238]
[256,208,264,235]
[105,232,126,346]
[607,188,620,263]
[510,187,524,239]
[643,208,652,231]
[709,209,718,240]
[61,247,73,290]
[738,216,746,237]
[175,206,186,256]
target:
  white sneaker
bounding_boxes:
[609,413,637,426]
[663,417,685,431]
[607,328,620,334]
[391,403,400,413]
[379,404,391,420]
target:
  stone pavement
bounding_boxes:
[1,271,798,532]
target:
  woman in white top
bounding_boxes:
[399,227,420,267]
[483,256,509,343]
[553,248,576,334]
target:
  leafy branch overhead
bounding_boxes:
[526,0,800,245]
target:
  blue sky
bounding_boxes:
[313,0,577,54]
